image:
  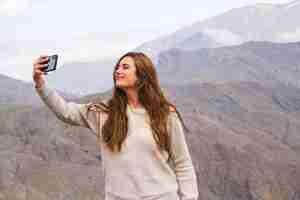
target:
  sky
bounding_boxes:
[1,0,292,82]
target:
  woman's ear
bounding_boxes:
[140,73,147,82]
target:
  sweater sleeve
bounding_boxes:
[35,82,101,138]
[168,113,199,200]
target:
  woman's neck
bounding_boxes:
[125,88,142,109]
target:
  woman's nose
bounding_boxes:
[115,70,123,78]
[116,67,123,73]
[116,70,122,76]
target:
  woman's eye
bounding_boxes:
[115,65,129,70]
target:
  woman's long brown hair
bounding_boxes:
[87,52,189,162]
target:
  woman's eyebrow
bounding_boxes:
[117,63,130,66]
[122,63,130,66]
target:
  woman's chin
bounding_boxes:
[116,84,125,89]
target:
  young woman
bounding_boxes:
[32,52,199,200]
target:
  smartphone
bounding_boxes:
[42,54,58,73]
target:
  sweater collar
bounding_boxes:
[127,104,146,114]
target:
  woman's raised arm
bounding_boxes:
[33,55,101,138]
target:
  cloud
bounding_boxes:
[275,28,300,42]
[202,28,245,45]
[0,0,31,16]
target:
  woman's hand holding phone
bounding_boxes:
[33,54,58,88]
[32,55,49,88]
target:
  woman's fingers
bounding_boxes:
[38,57,48,65]
[33,56,48,67]
[33,55,47,85]
[36,64,47,70]
[33,55,48,76]
[33,70,44,76]
[33,65,46,76]
[33,66,44,74]
[33,58,47,76]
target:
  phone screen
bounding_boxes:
[44,54,58,72]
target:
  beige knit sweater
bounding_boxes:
[35,82,199,200]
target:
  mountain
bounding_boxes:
[0,74,39,105]
[0,73,78,106]
[163,81,300,153]
[173,32,220,51]
[0,103,105,199]
[157,41,300,89]
[135,0,300,62]
[1,80,300,199]
[163,81,300,199]
[134,30,218,64]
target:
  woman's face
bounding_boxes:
[115,56,138,89]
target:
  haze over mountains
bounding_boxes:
[1,0,300,199]
[25,0,300,96]
[45,58,116,96]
